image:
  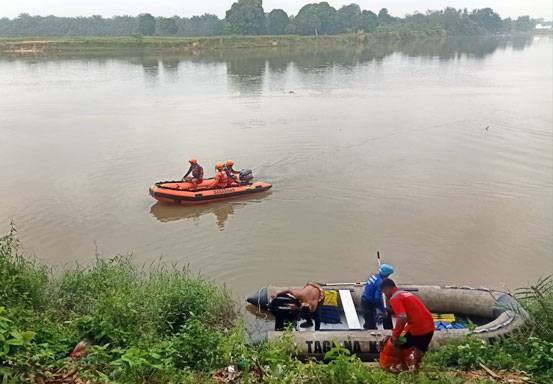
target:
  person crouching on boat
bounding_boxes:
[182,158,204,190]
[381,278,434,373]
[272,283,325,330]
[224,159,240,186]
[361,263,394,330]
[210,163,229,189]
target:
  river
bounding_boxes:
[0,36,551,300]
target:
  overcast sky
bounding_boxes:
[1,1,551,20]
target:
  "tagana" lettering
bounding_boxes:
[305,340,377,354]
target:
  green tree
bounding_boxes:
[266,9,289,35]
[294,2,337,35]
[336,4,362,33]
[293,4,320,35]
[225,0,266,35]
[137,13,155,35]
[359,10,378,32]
[419,7,484,35]
[470,8,502,33]
[436,7,481,35]
[284,16,297,34]
[314,2,338,34]
[0,6,533,38]
[502,17,513,31]
[176,14,225,36]
[157,17,177,35]
[512,15,535,31]
[377,8,393,24]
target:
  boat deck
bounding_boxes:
[296,289,395,332]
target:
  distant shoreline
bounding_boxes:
[0,32,448,54]
[0,33,436,54]
[0,31,541,55]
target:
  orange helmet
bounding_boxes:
[215,162,224,170]
[225,159,234,167]
[189,157,198,164]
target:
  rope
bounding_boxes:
[154,178,253,191]
[154,178,215,191]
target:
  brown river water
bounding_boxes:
[0,36,551,301]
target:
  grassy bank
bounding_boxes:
[1,225,552,383]
[0,30,446,54]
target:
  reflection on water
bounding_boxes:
[162,57,179,73]
[243,303,275,344]
[226,56,266,95]
[150,202,235,231]
[0,36,536,88]
[140,57,160,78]
[149,191,271,230]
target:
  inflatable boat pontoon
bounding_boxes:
[149,179,272,205]
[246,283,526,361]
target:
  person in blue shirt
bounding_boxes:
[361,263,394,330]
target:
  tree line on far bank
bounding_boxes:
[0,0,537,37]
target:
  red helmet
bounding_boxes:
[189,157,198,164]
[215,162,224,170]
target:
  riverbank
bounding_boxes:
[0,33,537,66]
[1,226,552,383]
[0,31,450,54]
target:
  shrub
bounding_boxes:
[0,226,48,310]
[0,227,238,382]
[144,267,235,335]
[426,337,515,370]
[516,275,553,342]
[51,255,137,315]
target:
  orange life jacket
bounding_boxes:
[211,170,228,188]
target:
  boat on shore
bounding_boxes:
[246,283,526,361]
[149,179,272,205]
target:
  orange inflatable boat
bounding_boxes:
[149,179,272,205]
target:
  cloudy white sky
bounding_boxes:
[0,0,551,20]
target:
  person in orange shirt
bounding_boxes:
[381,278,434,372]
[210,163,229,189]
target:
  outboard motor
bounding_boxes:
[269,294,300,331]
[239,169,254,185]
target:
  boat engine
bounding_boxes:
[239,169,254,185]
[269,294,301,330]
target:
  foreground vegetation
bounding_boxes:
[1,225,552,383]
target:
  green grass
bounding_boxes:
[1,225,551,383]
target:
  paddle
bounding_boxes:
[377,251,388,310]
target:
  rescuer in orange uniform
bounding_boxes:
[182,158,204,190]
[381,278,434,372]
[210,163,229,189]
[224,159,240,186]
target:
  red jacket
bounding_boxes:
[389,288,434,337]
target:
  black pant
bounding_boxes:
[404,332,434,352]
[361,299,393,330]
[271,295,300,331]
[274,311,297,331]
[301,304,322,330]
